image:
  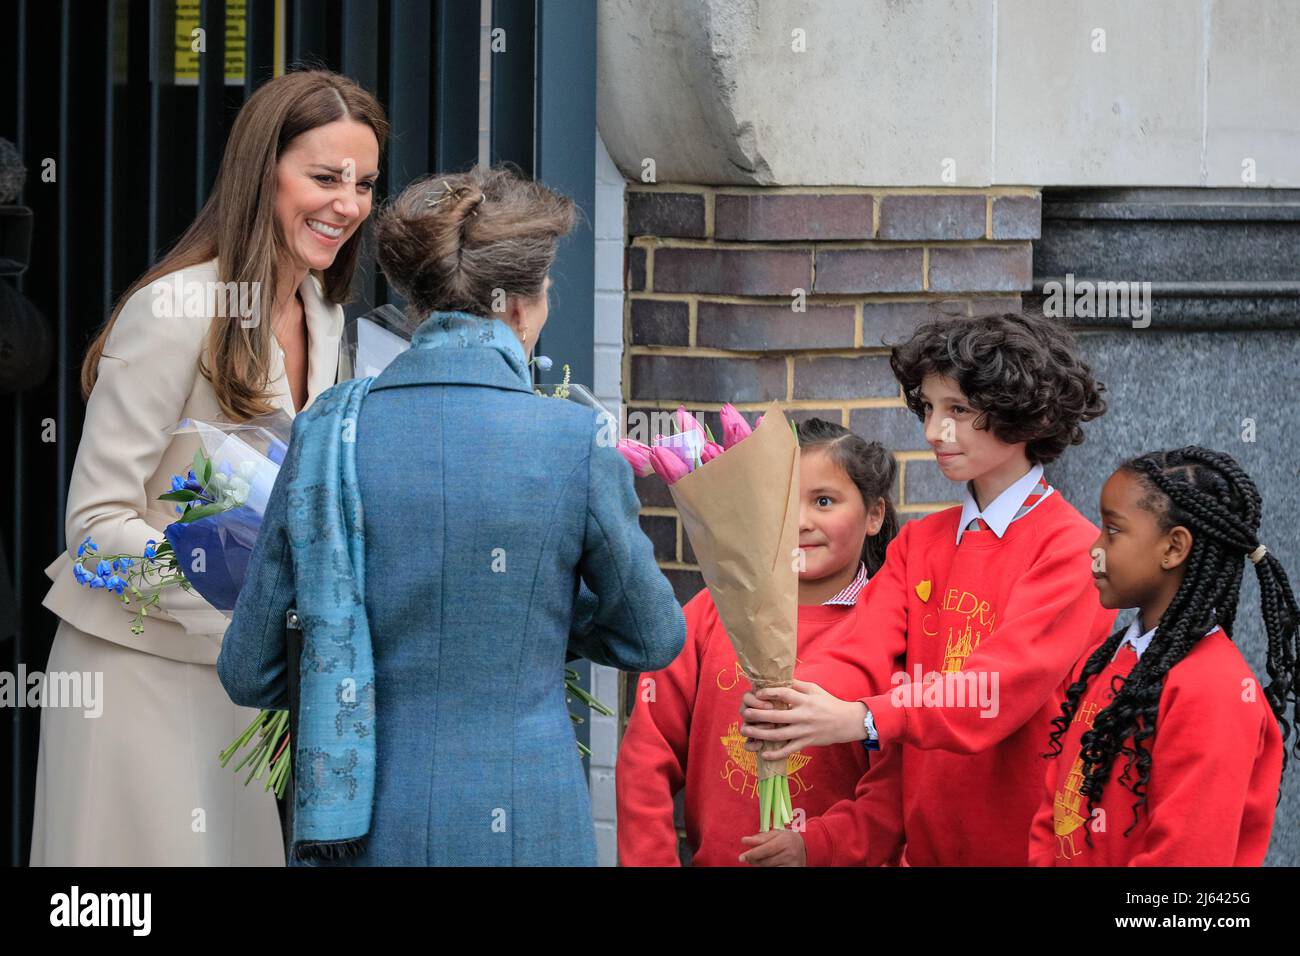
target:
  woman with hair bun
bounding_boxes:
[217,165,686,866]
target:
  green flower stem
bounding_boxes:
[564,674,614,717]
[758,774,792,831]
[219,713,264,764]
[225,673,612,792]
[231,733,267,774]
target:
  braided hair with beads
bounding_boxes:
[1044,446,1299,840]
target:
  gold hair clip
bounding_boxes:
[425,180,456,207]
[425,181,487,216]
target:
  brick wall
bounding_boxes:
[618,185,1041,863]
[623,185,1040,603]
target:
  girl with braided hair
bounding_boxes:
[1030,446,1297,866]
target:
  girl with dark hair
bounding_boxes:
[617,418,899,865]
[1031,446,1295,865]
[794,417,900,582]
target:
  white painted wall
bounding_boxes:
[597,0,1300,187]
[587,132,627,867]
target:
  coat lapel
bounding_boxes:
[269,271,344,417]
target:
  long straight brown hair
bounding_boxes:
[80,69,389,420]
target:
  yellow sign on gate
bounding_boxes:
[174,0,281,85]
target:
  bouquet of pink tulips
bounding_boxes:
[619,402,799,833]
[616,403,764,483]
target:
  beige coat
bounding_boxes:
[31,258,344,865]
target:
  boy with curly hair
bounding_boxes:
[737,311,1119,867]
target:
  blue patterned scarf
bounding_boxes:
[287,310,529,862]
[407,308,532,384]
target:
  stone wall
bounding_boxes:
[598,0,1300,188]
[1032,186,1300,866]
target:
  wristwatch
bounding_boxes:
[861,706,880,752]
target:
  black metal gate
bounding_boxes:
[0,0,595,866]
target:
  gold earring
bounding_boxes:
[520,324,529,343]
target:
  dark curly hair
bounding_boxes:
[1044,447,1299,843]
[795,418,899,575]
[890,312,1106,464]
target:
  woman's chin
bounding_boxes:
[296,233,347,272]
[304,249,339,271]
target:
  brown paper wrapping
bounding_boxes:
[667,401,799,782]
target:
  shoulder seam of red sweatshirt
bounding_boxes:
[683,587,720,671]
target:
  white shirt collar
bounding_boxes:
[955,463,1046,545]
[1114,616,1157,660]
[1113,613,1222,662]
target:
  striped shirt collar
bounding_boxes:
[823,562,870,606]
[956,462,1054,545]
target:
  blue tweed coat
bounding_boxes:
[217,339,686,866]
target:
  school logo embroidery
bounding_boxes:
[1074,700,1099,728]
[714,657,806,693]
[716,657,812,798]
[1055,693,1105,860]
[720,721,813,799]
[1053,756,1087,844]
[915,579,932,602]
[939,588,996,672]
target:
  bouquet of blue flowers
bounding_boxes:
[71,413,291,635]
[156,415,290,608]
[70,412,298,794]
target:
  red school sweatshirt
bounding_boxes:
[1028,626,1283,866]
[802,490,1118,867]
[616,587,895,866]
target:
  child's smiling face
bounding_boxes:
[1091,468,1190,611]
[919,372,1028,489]
[797,447,877,582]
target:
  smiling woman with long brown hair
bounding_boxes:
[31,69,387,866]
